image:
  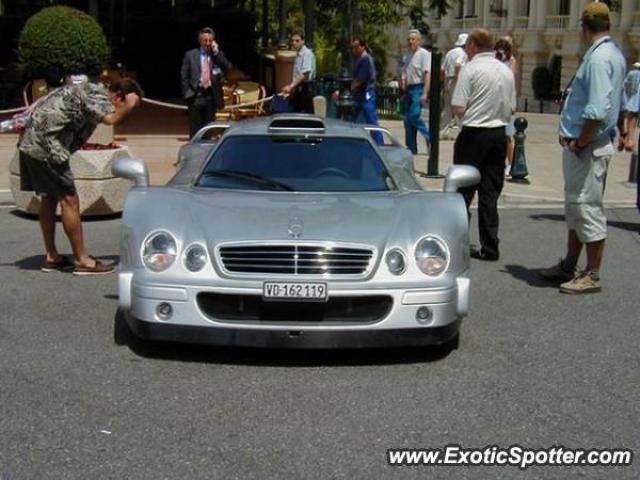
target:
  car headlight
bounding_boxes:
[142,231,177,272]
[415,236,449,276]
[184,244,208,272]
[386,248,407,275]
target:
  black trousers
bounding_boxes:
[289,81,315,114]
[453,126,507,258]
[188,88,216,138]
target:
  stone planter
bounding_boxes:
[8,146,134,216]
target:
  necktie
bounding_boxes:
[202,55,211,88]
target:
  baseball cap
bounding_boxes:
[455,33,468,47]
[581,2,610,22]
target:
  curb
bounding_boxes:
[0,190,15,206]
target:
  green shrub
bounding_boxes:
[18,6,110,80]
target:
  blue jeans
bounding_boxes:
[404,85,430,154]
[353,90,383,145]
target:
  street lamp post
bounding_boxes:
[335,0,355,120]
[303,0,314,48]
[427,45,443,177]
[261,0,269,48]
[277,0,287,48]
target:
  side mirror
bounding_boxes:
[443,165,481,193]
[112,157,149,187]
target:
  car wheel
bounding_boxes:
[113,308,135,346]
[432,332,460,356]
[448,332,460,350]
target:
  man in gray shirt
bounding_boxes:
[280,32,316,113]
[401,29,432,154]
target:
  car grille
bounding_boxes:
[218,244,374,276]
[197,293,392,324]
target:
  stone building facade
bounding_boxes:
[389,0,640,110]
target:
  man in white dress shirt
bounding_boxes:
[452,28,516,261]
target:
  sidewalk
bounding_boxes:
[1,112,637,207]
[389,113,637,208]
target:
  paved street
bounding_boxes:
[1,206,638,479]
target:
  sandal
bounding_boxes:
[72,260,115,276]
[41,256,74,273]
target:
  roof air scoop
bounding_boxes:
[268,115,326,133]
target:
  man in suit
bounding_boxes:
[181,27,232,138]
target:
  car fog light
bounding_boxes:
[156,302,173,320]
[416,306,432,324]
[386,248,407,275]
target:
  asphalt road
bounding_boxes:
[1,207,639,480]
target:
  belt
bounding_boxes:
[462,125,506,131]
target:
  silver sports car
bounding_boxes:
[112,114,479,349]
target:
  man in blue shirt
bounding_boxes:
[619,61,640,214]
[539,2,626,294]
[350,36,383,144]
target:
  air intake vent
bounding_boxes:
[218,243,374,277]
[268,116,326,132]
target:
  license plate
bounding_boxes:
[263,282,328,302]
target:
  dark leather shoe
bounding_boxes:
[470,246,499,261]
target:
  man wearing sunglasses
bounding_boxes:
[280,32,316,114]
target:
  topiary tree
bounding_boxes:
[18,6,110,81]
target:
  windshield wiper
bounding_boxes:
[201,169,294,191]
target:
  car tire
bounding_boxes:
[113,308,135,346]
[432,332,460,356]
[448,332,460,350]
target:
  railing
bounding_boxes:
[376,87,404,118]
[515,16,529,29]
[515,0,530,17]
[451,18,464,29]
[545,15,570,31]
[464,17,480,29]
[487,16,503,29]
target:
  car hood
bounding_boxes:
[124,187,466,252]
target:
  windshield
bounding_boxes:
[196,135,393,192]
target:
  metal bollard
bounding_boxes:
[628,152,638,184]
[509,117,530,184]
[335,68,355,121]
